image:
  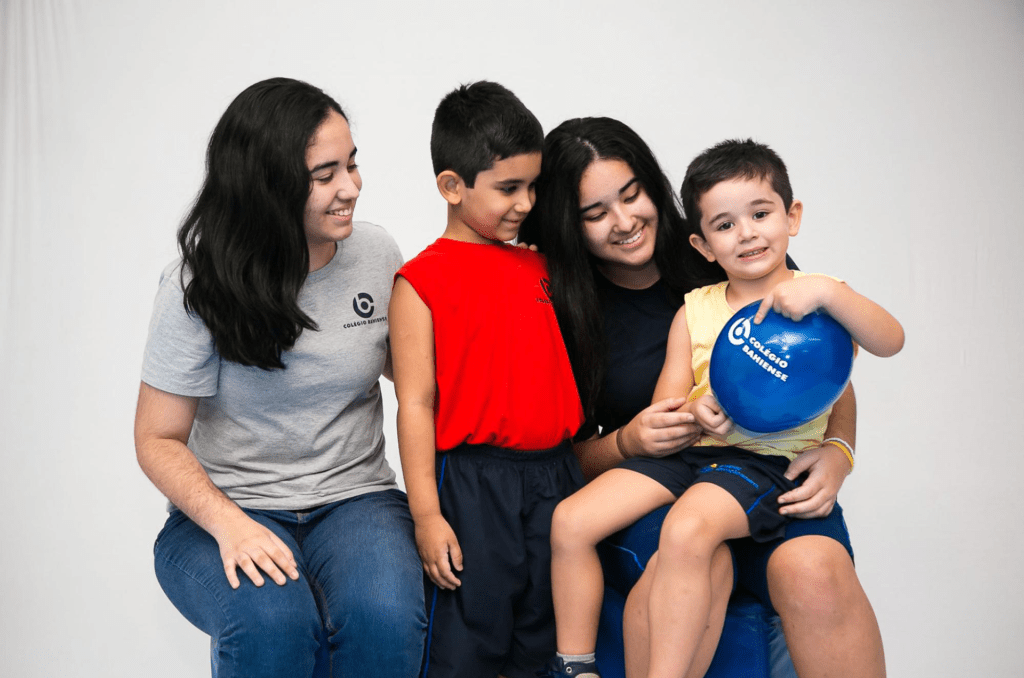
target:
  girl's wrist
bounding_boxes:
[615,426,633,459]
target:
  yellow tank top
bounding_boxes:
[683,273,840,461]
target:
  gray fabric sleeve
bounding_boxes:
[140,263,219,398]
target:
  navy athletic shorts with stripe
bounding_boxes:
[619,446,798,542]
[422,441,584,678]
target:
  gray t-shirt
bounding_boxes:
[141,222,402,510]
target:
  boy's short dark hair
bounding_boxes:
[681,139,793,234]
[430,81,544,187]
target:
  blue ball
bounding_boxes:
[709,301,854,434]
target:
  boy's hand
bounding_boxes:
[691,394,732,437]
[755,275,838,324]
[414,513,463,590]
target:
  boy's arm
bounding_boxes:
[389,277,463,589]
[755,276,905,357]
[653,306,731,437]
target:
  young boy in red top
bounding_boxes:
[389,81,585,678]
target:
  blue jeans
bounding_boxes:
[153,489,426,678]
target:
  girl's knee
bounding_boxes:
[329,574,427,639]
[768,537,863,616]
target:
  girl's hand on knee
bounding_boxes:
[414,514,463,590]
[212,515,300,589]
[778,444,851,518]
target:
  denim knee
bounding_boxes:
[305,490,426,675]
[154,510,322,678]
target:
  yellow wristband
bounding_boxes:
[823,437,855,471]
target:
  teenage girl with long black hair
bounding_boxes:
[134,77,426,677]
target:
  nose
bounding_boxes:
[737,217,756,240]
[335,172,360,200]
[609,204,633,233]
[515,185,534,214]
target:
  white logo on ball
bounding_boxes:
[727,316,751,346]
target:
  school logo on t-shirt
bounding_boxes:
[353,292,375,318]
[344,292,387,329]
[538,277,552,304]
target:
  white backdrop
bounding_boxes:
[2,0,1022,676]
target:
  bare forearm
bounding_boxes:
[396,402,442,520]
[134,382,244,538]
[823,382,856,450]
[573,433,626,481]
[826,284,904,357]
[136,438,244,538]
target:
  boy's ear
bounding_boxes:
[436,170,463,206]
[689,233,716,262]
[787,199,803,236]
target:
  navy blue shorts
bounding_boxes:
[422,441,584,678]
[619,446,797,542]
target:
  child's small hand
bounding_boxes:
[754,275,838,324]
[414,514,463,590]
[692,394,732,437]
[514,241,539,252]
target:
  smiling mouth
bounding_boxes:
[739,247,767,258]
[327,206,353,217]
[616,228,643,245]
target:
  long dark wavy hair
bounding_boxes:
[177,77,345,369]
[518,117,723,422]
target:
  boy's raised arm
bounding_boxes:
[755,276,905,357]
[389,277,463,590]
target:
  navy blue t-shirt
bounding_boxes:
[582,274,679,439]
[583,255,796,439]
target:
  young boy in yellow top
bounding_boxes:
[545,139,903,678]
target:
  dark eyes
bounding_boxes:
[312,163,358,184]
[623,188,641,203]
[753,210,767,219]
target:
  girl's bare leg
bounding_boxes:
[767,536,885,678]
[623,544,732,678]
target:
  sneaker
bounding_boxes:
[538,656,601,678]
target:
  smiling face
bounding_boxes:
[578,158,660,288]
[689,175,802,285]
[303,109,361,268]
[445,152,542,244]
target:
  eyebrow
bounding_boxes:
[309,147,358,174]
[707,198,775,224]
[579,177,640,214]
